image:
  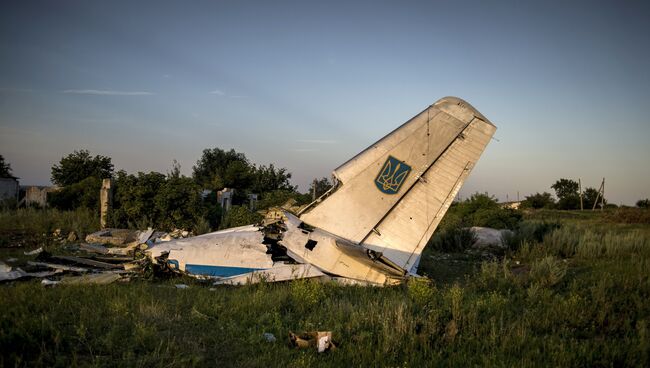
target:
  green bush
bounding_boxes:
[110,170,219,232]
[448,193,523,230]
[154,175,206,231]
[220,206,262,229]
[503,220,561,251]
[529,256,567,287]
[470,208,522,229]
[428,226,476,252]
[256,189,311,210]
[110,171,166,228]
[47,176,102,211]
[521,192,556,209]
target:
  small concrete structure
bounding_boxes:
[0,178,19,201]
[100,179,113,229]
[22,185,58,207]
[500,201,522,210]
[217,188,234,212]
[248,193,258,211]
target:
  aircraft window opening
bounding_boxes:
[305,239,317,251]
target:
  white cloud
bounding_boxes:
[62,89,153,96]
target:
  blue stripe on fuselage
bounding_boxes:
[183,263,263,277]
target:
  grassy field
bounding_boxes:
[1,209,649,367]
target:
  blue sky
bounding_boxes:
[1,0,648,204]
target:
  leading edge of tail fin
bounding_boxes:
[299,97,497,272]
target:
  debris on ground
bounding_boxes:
[50,255,123,269]
[24,247,43,255]
[80,243,109,254]
[289,331,337,353]
[85,228,141,246]
[175,284,190,289]
[469,226,513,249]
[262,333,276,343]
[41,279,60,287]
[66,231,78,242]
[84,227,189,247]
[1,261,61,282]
[2,227,170,285]
[28,261,89,273]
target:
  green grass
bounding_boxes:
[0,208,99,247]
[2,209,650,367]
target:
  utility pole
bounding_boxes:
[579,178,583,211]
[592,178,605,211]
[312,179,317,202]
[601,177,605,211]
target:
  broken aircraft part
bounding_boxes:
[146,97,497,285]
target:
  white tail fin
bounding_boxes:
[299,97,496,273]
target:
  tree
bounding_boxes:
[521,192,556,209]
[309,177,334,199]
[0,155,15,179]
[48,177,102,211]
[583,187,606,209]
[636,199,650,209]
[154,174,206,231]
[192,148,251,190]
[110,170,167,227]
[250,164,295,194]
[551,179,580,210]
[51,150,113,186]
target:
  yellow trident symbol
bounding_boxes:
[377,158,410,194]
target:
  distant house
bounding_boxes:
[0,177,19,202]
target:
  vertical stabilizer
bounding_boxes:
[299,97,496,273]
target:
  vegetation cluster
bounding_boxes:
[20,150,334,232]
[521,178,609,210]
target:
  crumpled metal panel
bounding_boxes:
[146,225,272,277]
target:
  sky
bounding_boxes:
[1,0,648,205]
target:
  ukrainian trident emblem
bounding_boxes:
[375,156,412,195]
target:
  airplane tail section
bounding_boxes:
[299,97,496,273]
